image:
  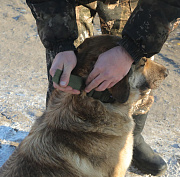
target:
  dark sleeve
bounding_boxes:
[26,0,78,54]
[119,0,180,63]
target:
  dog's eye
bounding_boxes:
[140,58,147,67]
[140,63,146,67]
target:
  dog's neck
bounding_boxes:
[52,69,115,103]
[45,90,135,134]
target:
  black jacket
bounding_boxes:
[26,0,180,62]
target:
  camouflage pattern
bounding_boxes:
[122,0,180,59]
[26,0,180,105]
[74,0,138,46]
[45,49,55,105]
[26,0,180,55]
[74,2,97,47]
[26,0,78,51]
[97,0,138,36]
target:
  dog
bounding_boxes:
[0,35,168,177]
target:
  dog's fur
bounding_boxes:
[0,35,168,177]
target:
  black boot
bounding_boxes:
[133,113,167,176]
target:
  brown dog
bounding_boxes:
[0,35,168,177]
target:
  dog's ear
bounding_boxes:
[109,74,130,103]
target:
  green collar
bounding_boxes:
[52,69,115,103]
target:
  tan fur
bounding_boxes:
[0,35,168,177]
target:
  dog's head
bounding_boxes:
[109,57,168,103]
[75,35,168,104]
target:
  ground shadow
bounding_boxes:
[157,53,180,74]
[0,126,29,167]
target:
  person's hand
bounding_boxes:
[50,51,80,94]
[85,46,134,92]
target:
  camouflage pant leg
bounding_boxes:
[46,49,56,106]
[45,3,96,106]
[74,2,97,47]
[97,0,138,36]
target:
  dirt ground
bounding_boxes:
[0,0,179,176]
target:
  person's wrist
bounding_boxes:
[51,42,76,57]
[116,45,134,65]
[118,36,144,63]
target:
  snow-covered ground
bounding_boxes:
[0,1,179,176]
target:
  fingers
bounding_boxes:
[85,67,120,92]
[86,78,118,92]
[49,51,80,95]
[107,82,117,89]
[53,66,80,94]
[85,74,117,92]
[95,80,112,91]
[85,74,103,92]
[86,67,101,86]
[49,65,62,78]
[59,65,72,87]
[53,83,80,94]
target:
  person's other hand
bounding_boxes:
[50,51,80,94]
[85,46,134,92]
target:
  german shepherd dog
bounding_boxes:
[0,35,168,177]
